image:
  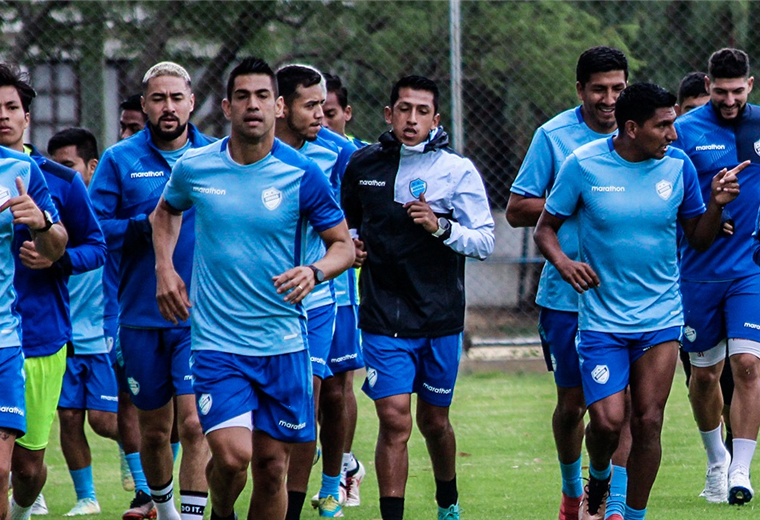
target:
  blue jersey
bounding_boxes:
[90,125,215,328]
[0,148,59,349]
[673,102,760,281]
[68,266,109,355]
[162,137,345,357]
[545,137,705,333]
[15,147,106,357]
[318,127,359,307]
[297,134,344,311]
[511,106,611,312]
[754,205,760,266]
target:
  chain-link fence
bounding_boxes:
[2,0,757,347]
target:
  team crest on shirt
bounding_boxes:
[684,326,697,343]
[409,178,427,199]
[0,186,10,206]
[366,367,378,388]
[591,365,609,385]
[754,139,760,156]
[656,180,673,201]
[198,393,212,416]
[128,377,140,395]
[262,187,282,210]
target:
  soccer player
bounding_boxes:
[120,94,147,140]
[90,62,214,520]
[48,128,120,516]
[0,63,107,520]
[676,72,711,116]
[506,46,631,520]
[673,48,760,505]
[151,56,354,520]
[320,72,367,507]
[754,207,760,266]
[0,139,67,520]
[342,75,494,520]
[534,82,744,520]
[274,64,359,519]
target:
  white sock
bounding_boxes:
[180,491,208,520]
[730,438,757,473]
[10,497,32,520]
[150,480,181,520]
[700,425,728,466]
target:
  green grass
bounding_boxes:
[39,371,758,519]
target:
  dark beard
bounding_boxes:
[286,113,317,142]
[147,120,188,143]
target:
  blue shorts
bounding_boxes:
[0,346,26,436]
[682,275,760,353]
[328,305,364,374]
[578,326,683,406]
[361,332,462,407]
[307,303,336,380]
[105,316,118,366]
[191,349,315,443]
[120,326,194,411]
[539,308,581,388]
[58,353,118,413]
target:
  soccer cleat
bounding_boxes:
[344,460,366,506]
[580,477,609,520]
[310,488,347,509]
[557,492,581,520]
[728,464,754,505]
[437,502,461,520]
[31,494,49,516]
[122,491,157,520]
[64,498,101,516]
[120,449,135,491]
[700,451,730,503]
[311,495,344,517]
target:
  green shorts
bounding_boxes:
[15,346,67,450]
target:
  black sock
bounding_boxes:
[209,509,236,520]
[435,476,459,508]
[379,496,405,520]
[285,491,306,520]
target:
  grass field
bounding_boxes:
[37,370,758,519]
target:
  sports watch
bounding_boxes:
[35,210,54,233]
[431,217,452,239]
[307,264,325,284]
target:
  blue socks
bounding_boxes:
[589,461,612,481]
[172,442,181,463]
[70,466,96,500]
[625,504,646,520]
[319,473,341,500]
[560,457,583,498]
[126,451,150,495]
[605,465,627,519]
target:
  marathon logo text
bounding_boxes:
[359,179,386,187]
[193,186,227,195]
[130,171,164,179]
[745,322,760,330]
[591,186,626,192]
[331,353,358,363]
[695,144,726,151]
[279,420,307,430]
[0,406,24,416]
[422,382,452,395]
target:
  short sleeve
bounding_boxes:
[510,127,555,198]
[544,154,582,220]
[162,156,193,211]
[678,156,706,220]
[300,160,344,232]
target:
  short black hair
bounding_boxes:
[708,48,750,79]
[390,75,439,113]
[276,65,323,106]
[324,73,348,110]
[120,93,143,112]
[47,127,99,163]
[576,46,629,87]
[615,83,676,128]
[226,57,278,102]
[677,72,708,105]
[0,63,36,112]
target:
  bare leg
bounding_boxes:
[374,394,413,498]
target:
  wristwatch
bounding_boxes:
[35,210,54,233]
[431,217,452,239]
[307,264,325,285]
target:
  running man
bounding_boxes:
[342,75,494,520]
[673,47,760,506]
[534,82,745,520]
[152,56,354,520]
[506,46,631,520]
